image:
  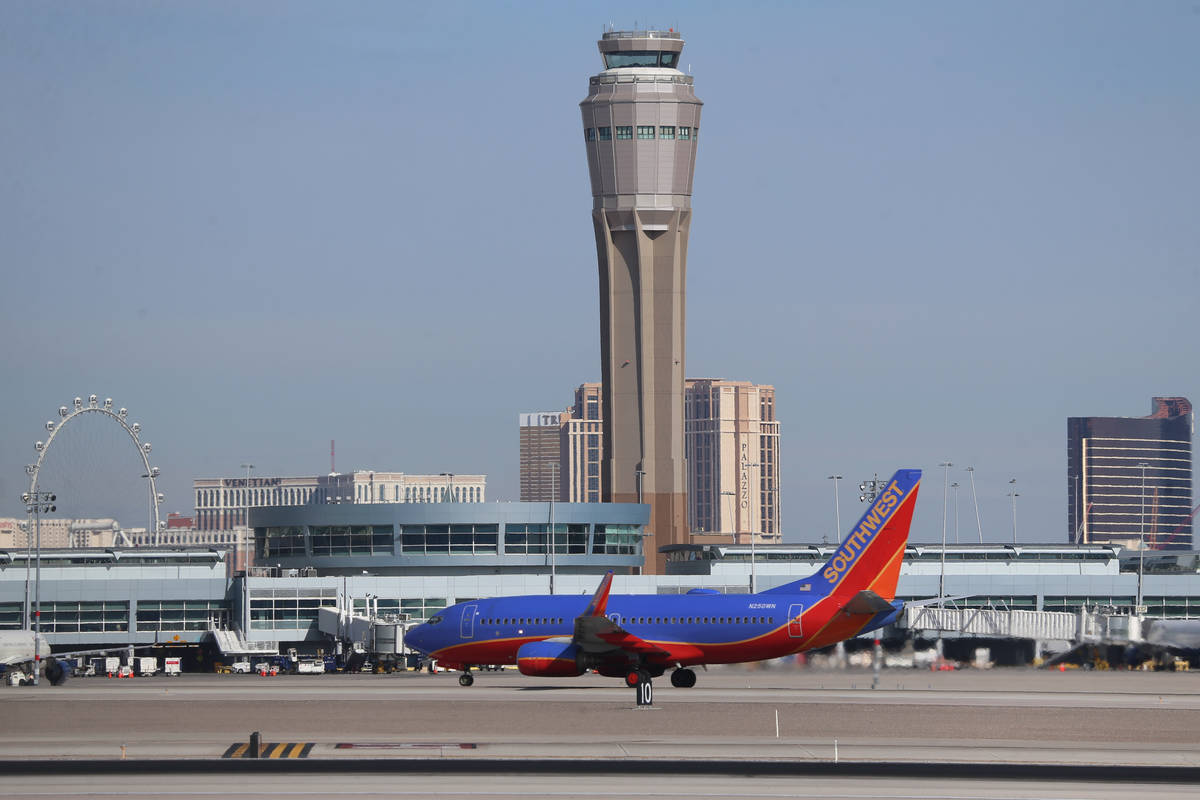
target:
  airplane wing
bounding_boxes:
[571,573,676,662]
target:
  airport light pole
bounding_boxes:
[826,475,842,538]
[939,463,952,605]
[22,490,55,687]
[951,482,960,544]
[1007,479,1019,544]
[965,466,984,544]
[547,462,559,595]
[240,463,254,640]
[1137,462,1149,611]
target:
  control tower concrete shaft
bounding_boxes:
[581,30,702,574]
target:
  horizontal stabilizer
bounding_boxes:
[842,590,895,615]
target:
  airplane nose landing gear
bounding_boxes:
[458,672,474,687]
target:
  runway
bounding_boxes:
[3,667,1199,797]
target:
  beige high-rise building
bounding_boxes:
[193,471,486,531]
[0,518,127,548]
[562,383,604,503]
[686,380,781,545]
[535,381,781,549]
[581,30,702,573]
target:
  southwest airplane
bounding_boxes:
[405,468,921,689]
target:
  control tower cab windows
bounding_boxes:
[637,126,655,139]
[678,126,691,140]
[604,51,680,69]
[615,126,633,140]
[585,128,597,141]
[598,127,612,141]
[660,126,675,139]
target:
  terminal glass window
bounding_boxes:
[0,603,22,629]
[137,600,229,631]
[598,127,612,141]
[399,524,498,555]
[659,126,675,139]
[39,601,129,634]
[504,524,546,554]
[309,525,394,557]
[615,126,633,140]
[593,524,642,555]
[250,588,335,631]
[637,125,655,139]
[258,526,305,559]
[353,598,447,621]
[678,126,691,140]
[550,524,589,554]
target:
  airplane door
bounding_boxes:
[787,604,804,638]
[607,613,622,626]
[459,604,478,640]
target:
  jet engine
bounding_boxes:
[516,640,587,677]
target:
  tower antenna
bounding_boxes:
[330,439,335,474]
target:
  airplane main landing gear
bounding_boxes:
[624,669,649,688]
[670,668,696,688]
[458,672,474,687]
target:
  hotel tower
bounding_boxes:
[580,30,702,572]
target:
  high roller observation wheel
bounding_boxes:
[26,394,163,537]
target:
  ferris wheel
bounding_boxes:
[25,395,163,544]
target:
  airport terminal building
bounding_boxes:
[7,517,1200,664]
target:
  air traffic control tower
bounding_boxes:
[581,30,702,573]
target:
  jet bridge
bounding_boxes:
[903,606,1080,641]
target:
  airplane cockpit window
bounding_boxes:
[427,615,444,625]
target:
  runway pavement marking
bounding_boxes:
[221,742,313,759]
[334,742,479,749]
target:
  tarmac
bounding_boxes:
[2,666,1198,797]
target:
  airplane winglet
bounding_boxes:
[581,571,614,618]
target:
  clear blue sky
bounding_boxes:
[1,1,1196,545]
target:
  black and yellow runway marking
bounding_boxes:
[222,741,314,759]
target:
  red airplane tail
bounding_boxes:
[763,469,921,601]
